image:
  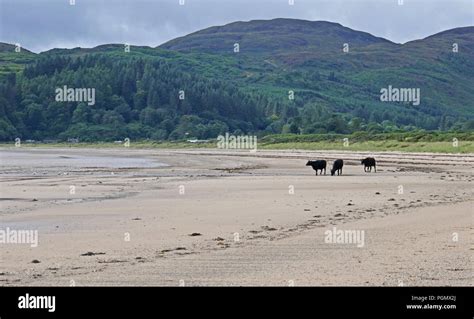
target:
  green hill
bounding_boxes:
[0,43,36,76]
[160,19,393,54]
[0,19,473,141]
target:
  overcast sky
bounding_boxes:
[1,0,473,53]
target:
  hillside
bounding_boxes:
[160,18,393,54]
[0,19,473,141]
[0,43,36,76]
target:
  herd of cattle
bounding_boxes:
[306,157,376,176]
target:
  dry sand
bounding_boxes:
[0,147,472,286]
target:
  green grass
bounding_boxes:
[0,141,215,149]
[259,140,474,153]
[259,132,474,153]
[1,135,473,153]
[0,51,37,76]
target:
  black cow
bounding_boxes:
[306,160,327,175]
[331,159,344,176]
[361,157,376,172]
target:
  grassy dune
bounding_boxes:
[259,140,474,153]
[2,132,474,153]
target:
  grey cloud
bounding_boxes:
[0,0,472,53]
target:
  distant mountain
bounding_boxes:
[160,18,394,54]
[0,43,34,53]
[0,19,473,141]
[408,26,474,48]
[41,44,156,56]
[0,43,36,76]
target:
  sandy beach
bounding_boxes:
[0,147,472,286]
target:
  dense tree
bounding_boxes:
[0,50,471,142]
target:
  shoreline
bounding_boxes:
[1,134,474,154]
[1,148,472,286]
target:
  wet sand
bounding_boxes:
[0,147,473,286]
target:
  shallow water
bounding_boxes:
[0,151,167,169]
